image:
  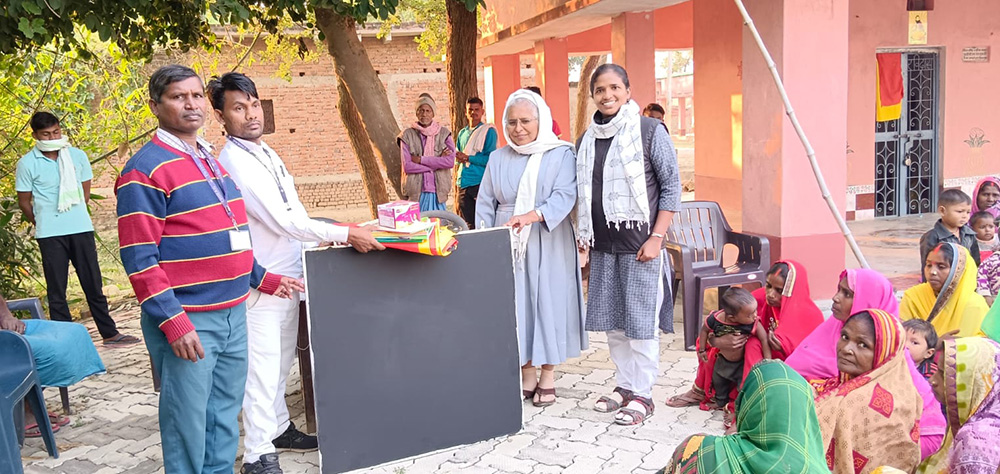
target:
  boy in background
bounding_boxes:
[919,189,979,272]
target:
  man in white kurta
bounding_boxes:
[209,72,383,474]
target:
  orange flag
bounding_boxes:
[876,53,903,122]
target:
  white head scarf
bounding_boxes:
[501,90,573,155]
[501,90,573,261]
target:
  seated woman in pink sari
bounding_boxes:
[666,260,823,427]
[785,268,946,460]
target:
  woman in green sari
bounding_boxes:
[658,360,828,474]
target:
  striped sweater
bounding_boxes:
[116,134,281,343]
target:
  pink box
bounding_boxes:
[377,200,421,229]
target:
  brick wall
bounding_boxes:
[93,34,547,215]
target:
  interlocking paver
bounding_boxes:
[20,300,724,473]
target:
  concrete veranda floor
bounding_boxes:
[20,213,933,474]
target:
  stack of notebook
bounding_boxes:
[366,220,436,244]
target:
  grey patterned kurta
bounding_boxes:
[583,116,682,340]
[475,145,588,366]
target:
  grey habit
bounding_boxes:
[475,144,587,366]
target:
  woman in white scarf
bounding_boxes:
[577,64,682,426]
[475,90,586,407]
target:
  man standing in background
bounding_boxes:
[454,97,497,229]
[16,111,139,346]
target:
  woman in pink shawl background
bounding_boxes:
[972,177,1000,220]
[785,268,947,459]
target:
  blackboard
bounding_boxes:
[303,228,522,473]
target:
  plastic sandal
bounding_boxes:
[533,387,556,407]
[615,396,655,426]
[24,422,60,438]
[665,390,703,408]
[103,334,141,346]
[48,411,70,426]
[595,387,633,413]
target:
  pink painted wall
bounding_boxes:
[535,38,572,139]
[611,12,657,108]
[692,0,743,220]
[741,0,849,289]
[485,54,522,148]
[847,0,1000,186]
[654,2,694,50]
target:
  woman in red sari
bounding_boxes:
[666,260,824,426]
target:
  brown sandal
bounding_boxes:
[615,396,655,425]
[522,389,535,400]
[595,386,633,413]
[665,389,703,408]
[533,387,556,407]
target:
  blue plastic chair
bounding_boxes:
[6,298,71,414]
[1,330,59,473]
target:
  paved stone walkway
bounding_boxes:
[21,302,718,474]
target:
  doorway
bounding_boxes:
[874,51,940,217]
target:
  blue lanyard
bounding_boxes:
[184,142,240,229]
[227,137,291,211]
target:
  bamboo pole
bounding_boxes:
[732,0,870,268]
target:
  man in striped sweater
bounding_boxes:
[116,65,304,474]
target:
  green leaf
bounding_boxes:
[18,18,36,39]
[22,1,43,15]
[84,13,99,32]
[49,0,62,9]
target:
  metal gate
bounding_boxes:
[874,51,939,217]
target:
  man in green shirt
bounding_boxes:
[15,112,138,346]
[454,97,497,228]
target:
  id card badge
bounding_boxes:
[229,230,252,251]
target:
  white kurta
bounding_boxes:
[218,136,348,279]
[218,136,348,463]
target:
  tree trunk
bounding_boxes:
[337,77,389,218]
[315,8,403,197]
[574,55,603,142]
[445,0,479,212]
[445,1,478,133]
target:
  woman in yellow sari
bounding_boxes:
[901,242,990,337]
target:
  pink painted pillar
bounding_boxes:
[693,0,744,224]
[611,12,656,107]
[534,38,571,139]
[484,54,521,147]
[741,0,849,289]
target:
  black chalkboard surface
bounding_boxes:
[303,228,522,473]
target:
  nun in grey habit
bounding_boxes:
[475,89,587,407]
